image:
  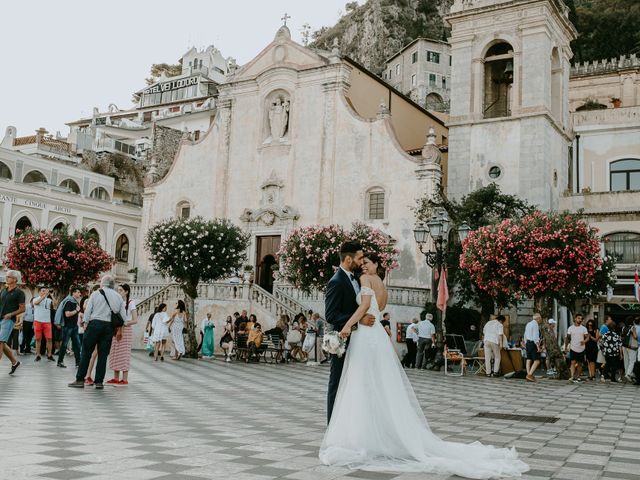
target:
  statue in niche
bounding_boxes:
[268,97,290,140]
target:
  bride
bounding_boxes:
[319,253,529,479]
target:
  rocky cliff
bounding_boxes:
[311,0,453,75]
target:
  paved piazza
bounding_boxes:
[1,352,639,480]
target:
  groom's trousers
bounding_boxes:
[327,353,346,423]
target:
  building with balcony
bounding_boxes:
[383,38,451,112]
[0,143,141,283]
[66,44,232,164]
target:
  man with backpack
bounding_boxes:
[55,287,83,368]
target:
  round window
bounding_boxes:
[488,166,502,179]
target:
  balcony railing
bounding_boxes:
[573,105,640,128]
[605,240,640,264]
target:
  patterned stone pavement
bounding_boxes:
[1,351,639,480]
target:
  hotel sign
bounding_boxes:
[143,76,198,95]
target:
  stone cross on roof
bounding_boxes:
[281,12,291,26]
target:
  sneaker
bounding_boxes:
[106,378,120,385]
[625,375,634,383]
[47,356,55,362]
[600,377,606,383]
[68,380,85,388]
[118,380,128,386]
[94,383,104,389]
[57,363,67,368]
[9,361,20,375]
[572,379,581,384]
[35,356,41,362]
[84,377,94,386]
[226,356,231,363]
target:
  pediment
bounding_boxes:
[232,26,329,81]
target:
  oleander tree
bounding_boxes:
[278,222,399,293]
[145,216,250,357]
[5,227,114,300]
[460,211,616,379]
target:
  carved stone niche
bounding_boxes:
[240,172,299,226]
[263,90,291,144]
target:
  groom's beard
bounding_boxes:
[352,266,363,277]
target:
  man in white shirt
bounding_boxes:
[33,286,55,362]
[483,315,505,377]
[416,314,436,369]
[524,314,542,382]
[564,314,589,383]
[402,318,419,368]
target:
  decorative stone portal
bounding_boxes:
[255,235,280,293]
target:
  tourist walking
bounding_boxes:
[107,284,138,386]
[622,318,638,382]
[168,300,187,360]
[0,270,25,375]
[524,314,542,382]
[56,287,83,368]
[416,314,436,369]
[33,286,55,362]
[151,303,169,361]
[565,314,588,383]
[69,275,127,389]
[483,315,505,377]
[601,322,623,382]
[201,313,215,358]
[585,319,599,381]
[403,319,418,368]
[20,298,34,354]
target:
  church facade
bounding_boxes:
[136,26,447,292]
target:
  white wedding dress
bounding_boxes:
[319,286,529,479]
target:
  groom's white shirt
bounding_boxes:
[340,266,360,294]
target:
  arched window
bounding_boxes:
[23,170,47,184]
[483,42,514,119]
[87,228,100,243]
[177,201,191,219]
[551,48,562,122]
[115,234,129,262]
[59,179,81,194]
[610,159,640,192]
[604,232,640,264]
[15,216,32,233]
[90,187,110,201]
[366,188,385,220]
[426,93,444,111]
[52,222,67,233]
[0,162,12,180]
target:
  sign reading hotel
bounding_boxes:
[143,76,198,95]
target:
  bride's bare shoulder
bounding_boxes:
[360,274,379,285]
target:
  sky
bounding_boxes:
[0,0,356,137]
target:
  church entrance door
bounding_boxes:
[255,235,280,293]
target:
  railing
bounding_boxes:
[273,287,314,315]
[275,283,429,308]
[135,284,183,317]
[572,105,640,128]
[197,282,250,301]
[130,283,167,300]
[251,284,297,319]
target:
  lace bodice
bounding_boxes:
[357,286,381,322]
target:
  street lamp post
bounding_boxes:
[413,211,471,343]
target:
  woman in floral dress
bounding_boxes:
[107,284,138,386]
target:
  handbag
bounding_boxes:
[99,289,125,332]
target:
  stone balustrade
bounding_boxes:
[572,105,640,128]
[571,54,640,77]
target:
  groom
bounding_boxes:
[325,241,375,423]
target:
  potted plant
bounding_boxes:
[611,97,622,108]
[243,264,254,283]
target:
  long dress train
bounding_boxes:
[319,286,529,479]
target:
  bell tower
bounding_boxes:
[445,0,577,209]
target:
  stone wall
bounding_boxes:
[81,151,143,204]
[148,124,184,181]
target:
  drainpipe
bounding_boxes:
[575,134,580,193]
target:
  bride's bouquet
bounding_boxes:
[322,331,347,358]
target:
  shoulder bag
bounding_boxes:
[99,289,125,331]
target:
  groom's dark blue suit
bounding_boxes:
[325,267,359,424]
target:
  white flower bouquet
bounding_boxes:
[322,331,347,358]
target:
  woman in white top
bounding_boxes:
[167,300,187,360]
[151,303,169,362]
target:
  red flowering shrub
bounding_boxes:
[278,222,399,292]
[5,228,114,297]
[460,211,611,303]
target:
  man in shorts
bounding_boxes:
[33,286,55,361]
[565,314,589,383]
[0,270,26,374]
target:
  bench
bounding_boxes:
[261,335,284,364]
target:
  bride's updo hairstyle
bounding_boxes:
[364,253,386,280]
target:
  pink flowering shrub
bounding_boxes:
[278,222,399,292]
[460,211,610,303]
[6,228,114,297]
